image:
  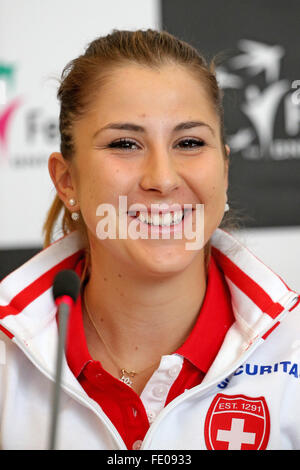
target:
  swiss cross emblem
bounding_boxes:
[204,394,270,450]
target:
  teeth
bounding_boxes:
[162,213,172,225]
[135,210,184,226]
[138,212,146,223]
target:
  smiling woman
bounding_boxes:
[0,29,299,451]
[44,29,230,270]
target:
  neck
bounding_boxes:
[82,239,208,372]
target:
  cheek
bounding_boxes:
[191,160,227,206]
[76,160,135,217]
[200,172,227,237]
[206,179,226,205]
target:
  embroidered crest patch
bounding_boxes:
[204,394,270,450]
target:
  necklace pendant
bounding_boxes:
[120,374,133,386]
[120,372,133,387]
[120,369,136,387]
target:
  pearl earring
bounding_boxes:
[224,202,230,213]
[71,211,80,221]
[68,198,79,220]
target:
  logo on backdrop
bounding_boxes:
[0,64,21,161]
[216,39,300,160]
[204,394,270,450]
[0,61,59,167]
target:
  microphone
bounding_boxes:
[49,269,80,450]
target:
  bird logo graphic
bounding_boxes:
[216,39,297,159]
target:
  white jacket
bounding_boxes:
[0,229,299,450]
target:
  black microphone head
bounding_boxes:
[52,269,81,302]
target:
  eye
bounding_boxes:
[176,138,205,149]
[107,138,139,151]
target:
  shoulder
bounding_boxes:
[0,231,85,320]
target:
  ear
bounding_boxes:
[48,152,79,210]
[225,144,230,158]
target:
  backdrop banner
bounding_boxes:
[162,0,300,227]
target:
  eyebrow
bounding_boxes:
[93,120,215,139]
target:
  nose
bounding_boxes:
[139,146,181,194]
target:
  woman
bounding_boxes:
[0,29,299,451]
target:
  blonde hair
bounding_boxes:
[43,28,230,273]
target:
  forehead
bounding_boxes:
[86,63,218,124]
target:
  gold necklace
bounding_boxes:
[83,289,160,387]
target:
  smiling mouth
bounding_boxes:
[127,208,194,227]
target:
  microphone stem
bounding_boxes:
[49,302,70,450]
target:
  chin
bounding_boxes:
[134,245,201,277]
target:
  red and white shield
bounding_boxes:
[204,394,270,450]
